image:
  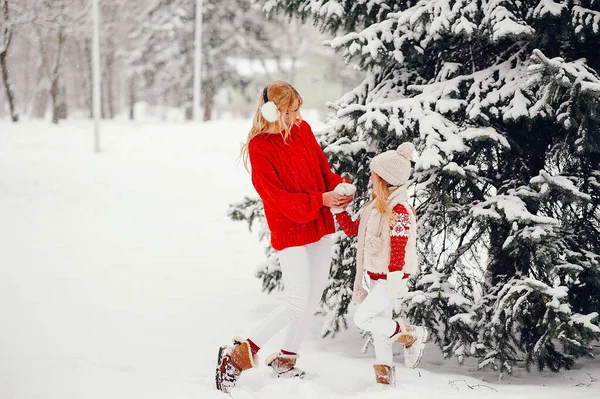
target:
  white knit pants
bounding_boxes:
[249,235,333,353]
[353,279,397,366]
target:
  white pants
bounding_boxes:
[353,279,397,366]
[249,235,333,353]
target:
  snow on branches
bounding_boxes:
[244,0,600,371]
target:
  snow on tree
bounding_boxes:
[128,0,278,120]
[230,0,600,373]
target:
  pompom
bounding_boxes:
[396,142,415,160]
[261,101,279,122]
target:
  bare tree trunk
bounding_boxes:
[85,38,93,117]
[129,75,135,120]
[74,38,93,117]
[0,0,18,121]
[30,28,50,119]
[0,46,17,121]
[59,78,67,120]
[202,82,214,121]
[201,54,213,121]
[105,45,115,119]
[184,82,193,120]
[51,27,66,124]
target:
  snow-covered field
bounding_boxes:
[0,119,598,399]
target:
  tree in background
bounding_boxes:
[230,0,600,373]
[129,0,280,121]
[0,0,18,121]
[2,0,92,122]
[0,0,354,121]
[3,0,330,121]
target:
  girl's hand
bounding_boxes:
[388,272,409,299]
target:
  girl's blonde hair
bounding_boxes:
[241,81,303,169]
[372,173,417,221]
[371,173,393,221]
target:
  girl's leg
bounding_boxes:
[353,280,396,365]
[282,235,333,352]
[248,243,312,348]
[370,290,393,366]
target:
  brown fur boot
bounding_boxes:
[373,364,395,385]
[393,330,417,347]
[391,322,427,347]
[215,338,258,393]
[266,352,306,378]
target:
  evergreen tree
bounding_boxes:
[129,0,277,120]
[230,0,600,372]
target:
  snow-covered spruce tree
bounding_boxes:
[512,48,600,370]
[230,0,600,371]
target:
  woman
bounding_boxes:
[215,81,353,393]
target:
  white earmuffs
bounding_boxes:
[260,86,279,122]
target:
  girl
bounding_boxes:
[215,81,353,393]
[335,143,428,386]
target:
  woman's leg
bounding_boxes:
[353,280,395,365]
[282,235,333,352]
[248,242,312,348]
[217,242,315,390]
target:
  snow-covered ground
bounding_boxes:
[0,119,598,399]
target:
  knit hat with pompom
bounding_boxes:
[370,142,415,186]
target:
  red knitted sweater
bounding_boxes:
[336,204,411,280]
[248,121,344,250]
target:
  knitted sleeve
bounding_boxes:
[335,211,359,237]
[249,143,324,224]
[303,122,344,191]
[389,204,411,277]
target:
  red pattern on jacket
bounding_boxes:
[336,204,411,280]
[248,120,344,250]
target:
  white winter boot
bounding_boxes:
[390,322,428,369]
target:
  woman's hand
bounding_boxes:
[322,191,354,208]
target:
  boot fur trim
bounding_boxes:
[232,337,259,367]
[229,339,258,370]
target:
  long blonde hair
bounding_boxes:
[372,173,417,221]
[241,81,304,169]
[371,173,393,221]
